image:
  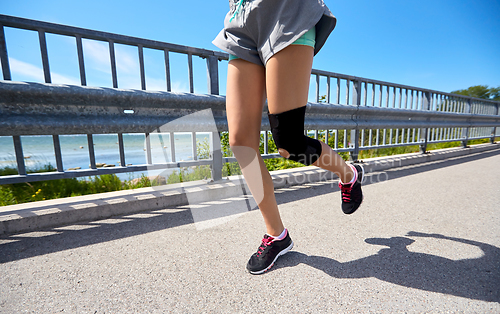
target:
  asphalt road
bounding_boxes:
[1,149,499,313]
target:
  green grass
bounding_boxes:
[1,135,498,206]
[358,137,499,159]
[0,164,163,206]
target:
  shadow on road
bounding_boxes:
[274,232,500,303]
[1,148,498,265]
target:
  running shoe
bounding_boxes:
[339,164,364,214]
[246,230,294,275]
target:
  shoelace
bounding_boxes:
[339,166,358,202]
[256,236,273,256]
[339,183,353,202]
[229,0,246,22]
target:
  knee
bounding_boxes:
[272,133,322,165]
[228,134,259,159]
[229,138,260,169]
[229,138,259,153]
[228,133,250,149]
[228,136,241,150]
[268,106,322,165]
[278,148,290,158]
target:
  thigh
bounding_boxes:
[226,59,267,149]
[265,45,314,114]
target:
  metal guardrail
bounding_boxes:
[1,14,499,185]
[310,69,500,159]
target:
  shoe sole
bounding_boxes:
[355,163,365,184]
[354,163,365,208]
[248,241,294,275]
[357,164,365,207]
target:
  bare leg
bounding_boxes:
[313,142,354,183]
[226,59,284,237]
[266,45,354,183]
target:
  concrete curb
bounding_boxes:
[1,143,499,235]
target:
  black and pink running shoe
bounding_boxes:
[246,230,294,275]
[339,164,364,214]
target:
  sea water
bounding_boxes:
[0,133,211,181]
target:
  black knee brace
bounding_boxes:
[268,106,323,166]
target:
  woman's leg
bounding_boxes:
[226,58,284,237]
[266,45,354,183]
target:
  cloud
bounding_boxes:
[8,58,44,82]
[171,81,189,93]
[82,40,140,75]
[144,77,189,93]
[5,41,192,93]
[51,73,81,85]
[82,40,111,74]
[7,57,191,93]
[143,77,168,91]
[116,76,189,93]
[8,58,80,85]
[114,47,139,74]
[82,40,148,90]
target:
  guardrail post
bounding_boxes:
[38,29,51,83]
[350,80,361,162]
[0,25,11,80]
[206,55,223,181]
[206,55,219,96]
[420,91,431,153]
[210,131,223,181]
[13,136,27,176]
[491,103,499,144]
[462,99,471,148]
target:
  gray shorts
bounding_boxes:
[213,0,337,67]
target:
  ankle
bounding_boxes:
[340,164,357,185]
[267,228,287,240]
[267,226,285,239]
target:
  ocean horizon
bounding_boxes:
[0,133,211,181]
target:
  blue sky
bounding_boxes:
[1,0,499,97]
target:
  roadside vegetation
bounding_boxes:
[451,85,499,101]
[2,85,498,206]
[1,133,497,206]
